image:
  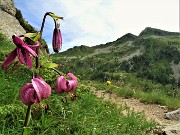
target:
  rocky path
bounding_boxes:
[93,90,179,127]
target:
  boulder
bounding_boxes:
[0,0,16,16]
[164,108,180,121]
[0,0,25,39]
[162,124,180,135]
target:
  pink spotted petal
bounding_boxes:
[32,78,51,101]
[12,35,24,46]
[67,73,78,88]
[26,88,39,103]
[38,77,51,99]
[22,43,37,57]
[64,80,76,92]
[24,53,33,68]
[55,76,67,93]
[2,48,17,68]
[27,41,40,51]
[17,47,25,64]
[19,83,34,106]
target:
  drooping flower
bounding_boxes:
[2,35,40,68]
[19,77,51,106]
[52,20,62,53]
[55,73,78,93]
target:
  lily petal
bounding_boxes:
[26,88,39,104]
[55,76,67,93]
[24,53,33,68]
[28,41,40,51]
[17,47,25,64]
[22,43,37,57]
[55,73,78,93]
[32,78,51,101]
[67,73,78,88]
[12,35,24,46]
[64,80,76,92]
[2,48,17,68]
[19,83,34,106]
[38,77,51,99]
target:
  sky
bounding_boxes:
[14,0,179,53]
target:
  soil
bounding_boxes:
[93,90,179,127]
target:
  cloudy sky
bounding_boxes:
[14,0,179,53]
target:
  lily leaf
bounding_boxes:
[43,62,59,69]
[33,34,41,42]
[24,33,38,38]
[49,13,64,20]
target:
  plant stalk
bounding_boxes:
[23,12,51,129]
[35,12,51,73]
[23,105,31,127]
[52,67,62,76]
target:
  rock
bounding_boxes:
[162,124,180,135]
[0,0,26,39]
[0,0,16,16]
[164,108,180,121]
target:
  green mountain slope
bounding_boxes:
[53,27,180,85]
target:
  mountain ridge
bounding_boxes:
[59,27,180,55]
[53,27,180,85]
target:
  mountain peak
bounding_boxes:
[114,33,137,44]
[139,27,180,37]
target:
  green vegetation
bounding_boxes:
[52,27,180,109]
[1,27,180,134]
[0,33,157,134]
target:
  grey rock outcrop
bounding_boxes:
[162,124,180,135]
[0,0,25,39]
[0,0,16,16]
[164,108,180,121]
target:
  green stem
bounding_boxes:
[51,68,62,76]
[23,105,31,127]
[23,12,52,130]
[35,12,52,73]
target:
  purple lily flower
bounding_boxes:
[52,20,62,53]
[2,35,40,68]
[19,77,51,106]
[55,73,78,93]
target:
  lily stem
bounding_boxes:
[23,105,31,127]
[23,12,51,129]
[35,12,52,74]
[51,68,62,76]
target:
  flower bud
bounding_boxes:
[52,28,62,53]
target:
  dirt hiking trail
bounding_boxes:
[92,90,179,127]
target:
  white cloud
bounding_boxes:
[14,0,179,52]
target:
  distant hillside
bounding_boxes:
[53,27,180,85]
[56,45,95,57]
[139,27,180,37]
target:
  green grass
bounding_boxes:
[89,78,180,109]
[0,33,156,134]
[0,72,156,134]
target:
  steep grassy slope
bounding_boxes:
[0,33,157,134]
